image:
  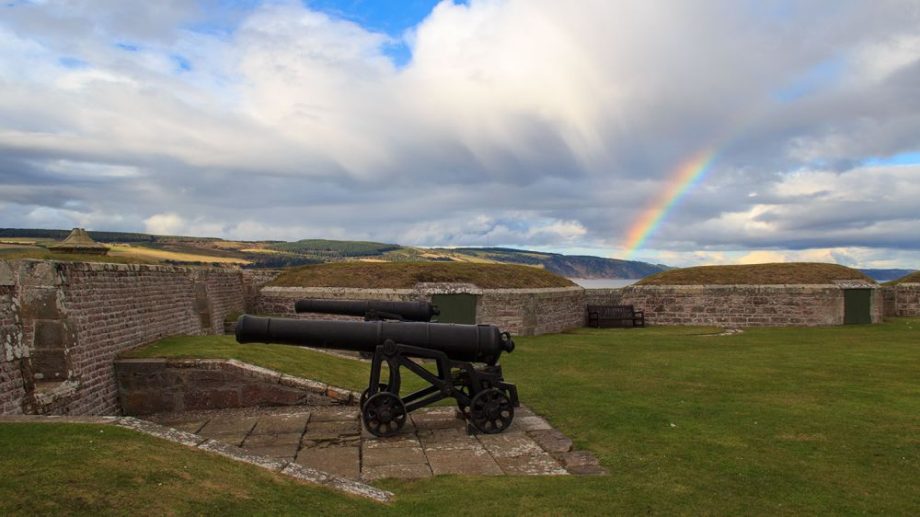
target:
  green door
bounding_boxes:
[431,294,478,324]
[844,289,872,325]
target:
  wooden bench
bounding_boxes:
[586,304,645,328]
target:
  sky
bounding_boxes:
[1,0,919,268]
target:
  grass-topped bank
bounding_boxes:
[885,270,920,285]
[7,319,920,515]
[270,261,577,289]
[638,262,874,285]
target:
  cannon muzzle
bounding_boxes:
[294,298,439,322]
[236,314,513,364]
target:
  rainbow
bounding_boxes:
[622,147,719,259]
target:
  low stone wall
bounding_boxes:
[255,284,585,336]
[257,286,410,320]
[115,358,356,415]
[584,288,620,307]
[477,288,585,335]
[1,260,246,416]
[882,283,920,317]
[606,284,882,327]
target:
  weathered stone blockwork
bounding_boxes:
[115,358,356,415]
[241,269,282,313]
[477,288,585,336]
[589,284,883,327]
[0,263,26,415]
[255,285,586,336]
[882,284,920,317]
[1,260,246,415]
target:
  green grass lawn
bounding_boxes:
[4,319,920,515]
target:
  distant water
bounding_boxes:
[570,278,638,288]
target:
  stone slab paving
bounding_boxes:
[144,403,607,482]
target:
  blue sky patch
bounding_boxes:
[864,151,920,167]
[773,56,845,103]
[58,56,88,69]
[116,42,140,52]
[172,54,192,72]
[305,0,443,36]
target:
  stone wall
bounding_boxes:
[255,284,586,336]
[257,286,411,320]
[477,288,585,336]
[241,269,282,312]
[882,283,920,317]
[606,284,882,327]
[115,358,356,415]
[0,263,26,414]
[584,288,620,307]
[1,260,246,416]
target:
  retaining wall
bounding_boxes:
[115,358,356,415]
[881,283,920,317]
[594,283,882,327]
[0,260,245,416]
[256,284,586,336]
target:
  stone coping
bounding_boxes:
[262,285,584,295]
[621,283,880,290]
[7,258,238,274]
[0,414,392,503]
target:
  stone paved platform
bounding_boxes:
[145,405,606,481]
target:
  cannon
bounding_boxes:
[236,314,519,437]
[294,298,439,322]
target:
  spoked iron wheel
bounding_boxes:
[362,392,407,437]
[469,388,514,434]
[360,383,390,408]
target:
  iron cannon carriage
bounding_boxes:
[235,299,519,437]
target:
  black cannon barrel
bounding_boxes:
[293,298,439,322]
[235,315,513,364]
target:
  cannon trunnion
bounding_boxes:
[235,313,519,437]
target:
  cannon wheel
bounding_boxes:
[362,392,407,437]
[360,383,390,408]
[469,388,514,434]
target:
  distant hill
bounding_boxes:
[859,269,916,282]
[443,247,668,279]
[0,228,668,278]
[269,239,401,257]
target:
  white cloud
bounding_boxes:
[0,0,918,267]
[144,213,185,235]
